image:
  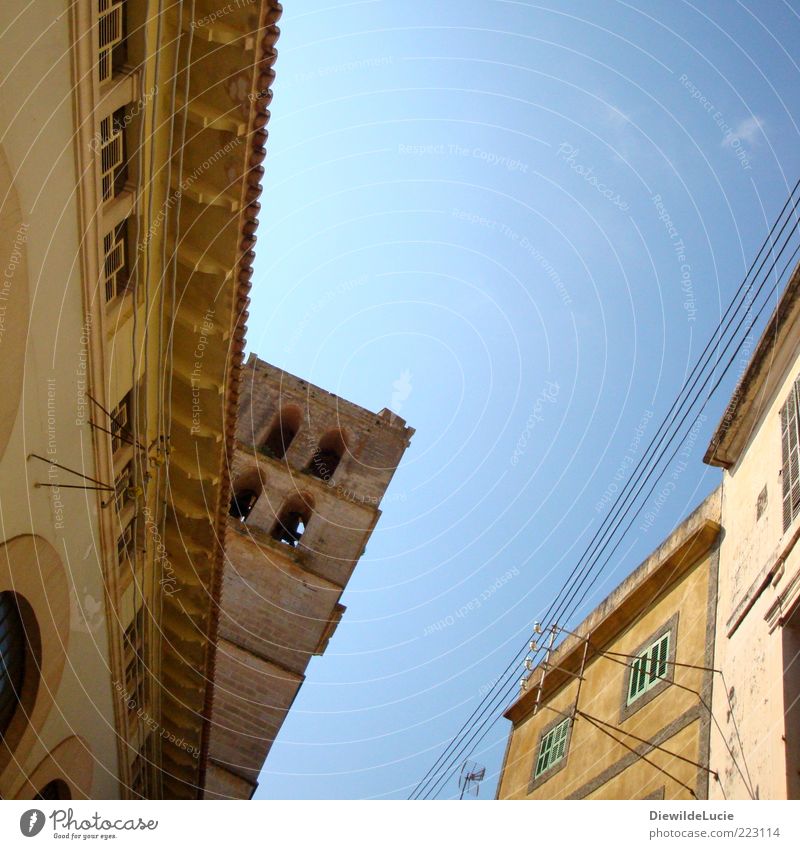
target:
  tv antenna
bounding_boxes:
[458,760,486,799]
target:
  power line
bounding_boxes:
[410,181,800,800]
[411,198,800,798]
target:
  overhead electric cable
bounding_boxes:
[410,182,800,800]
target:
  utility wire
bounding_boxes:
[410,181,800,800]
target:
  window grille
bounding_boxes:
[103,220,129,302]
[99,111,125,201]
[98,0,125,83]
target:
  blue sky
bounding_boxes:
[247,0,800,799]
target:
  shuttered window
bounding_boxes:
[99,108,127,202]
[628,632,670,704]
[0,592,26,737]
[98,0,126,84]
[103,220,130,303]
[533,717,570,779]
[781,377,800,532]
[110,390,132,454]
[114,460,134,511]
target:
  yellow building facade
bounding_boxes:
[497,492,721,800]
[0,0,281,799]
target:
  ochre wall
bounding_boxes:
[0,0,120,799]
[499,544,715,800]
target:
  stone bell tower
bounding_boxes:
[205,354,414,798]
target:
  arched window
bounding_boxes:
[262,405,301,459]
[306,429,347,481]
[0,592,28,739]
[229,471,263,521]
[35,779,71,800]
[271,494,314,547]
[229,489,259,521]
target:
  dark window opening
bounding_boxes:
[0,592,26,738]
[307,430,347,481]
[262,406,301,459]
[272,511,305,546]
[35,779,71,801]
[271,497,313,548]
[230,488,259,521]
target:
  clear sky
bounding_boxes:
[247,0,800,799]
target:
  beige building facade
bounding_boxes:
[704,266,800,800]
[205,356,414,798]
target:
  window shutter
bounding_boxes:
[629,657,644,701]
[781,383,800,532]
[534,718,570,779]
[655,633,669,679]
[628,631,671,705]
[98,0,125,84]
[647,633,669,683]
[552,718,569,762]
[535,734,551,777]
[100,115,124,202]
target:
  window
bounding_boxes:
[0,591,26,738]
[122,607,146,725]
[306,429,347,481]
[35,779,71,800]
[781,376,800,531]
[628,632,670,705]
[130,733,156,798]
[262,406,301,459]
[229,472,263,521]
[99,107,128,201]
[114,461,134,511]
[229,488,258,521]
[533,717,570,779]
[110,389,132,453]
[117,521,133,565]
[271,495,313,547]
[116,518,139,591]
[103,220,130,303]
[98,0,127,83]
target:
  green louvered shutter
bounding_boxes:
[782,380,800,532]
[629,655,645,702]
[653,633,669,681]
[534,718,570,778]
[628,632,671,705]
[551,718,569,763]
[534,728,554,777]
